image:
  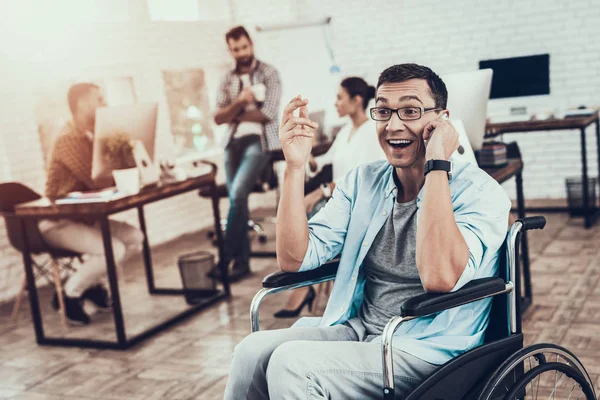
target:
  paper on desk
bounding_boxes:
[56,188,127,204]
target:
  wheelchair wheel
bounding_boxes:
[479,343,597,400]
[508,362,594,399]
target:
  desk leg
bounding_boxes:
[100,217,127,347]
[516,172,532,311]
[209,181,230,295]
[20,219,45,344]
[138,206,155,294]
[580,127,592,228]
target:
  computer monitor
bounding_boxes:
[479,54,550,99]
[443,69,493,151]
[450,119,478,166]
[92,102,158,180]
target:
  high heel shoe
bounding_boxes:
[273,286,316,318]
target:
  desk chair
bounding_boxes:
[0,183,81,327]
[199,159,279,251]
[250,217,597,399]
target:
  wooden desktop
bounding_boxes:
[486,111,600,228]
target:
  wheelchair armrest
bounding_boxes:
[516,216,546,231]
[251,260,339,332]
[401,277,508,317]
[262,259,339,288]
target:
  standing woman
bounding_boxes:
[274,77,386,318]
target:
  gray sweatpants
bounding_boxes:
[223,318,438,399]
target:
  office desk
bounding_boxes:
[14,162,229,350]
[486,112,600,228]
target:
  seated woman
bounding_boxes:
[274,77,386,318]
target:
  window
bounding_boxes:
[161,68,214,156]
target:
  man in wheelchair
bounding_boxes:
[223,64,597,399]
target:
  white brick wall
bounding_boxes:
[0,0,599,302]
[298,0,600,199]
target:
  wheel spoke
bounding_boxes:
[553,366,559,400]
[484,347,593,400]
[567,382,576,400]
[535,360,541,399]
[547,372,565,400]
[527,358,533,400]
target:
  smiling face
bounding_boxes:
[375,79,444,168]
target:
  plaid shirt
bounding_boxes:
[45,121,99,200]
[216,60,282,151]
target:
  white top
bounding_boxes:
[234,74,262,139]
[313,119,387,182]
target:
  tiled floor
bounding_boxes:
[0,211,599,399]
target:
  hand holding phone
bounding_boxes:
[423,114,459,161]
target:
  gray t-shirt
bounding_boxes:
[359,199,425,335]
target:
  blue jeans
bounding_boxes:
[224,135,270,265]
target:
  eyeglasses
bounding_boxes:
[370,106,442,121]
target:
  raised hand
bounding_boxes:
[279,95,319,170]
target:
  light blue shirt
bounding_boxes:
[294,158,511,365]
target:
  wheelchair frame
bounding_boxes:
[249,217,597,399]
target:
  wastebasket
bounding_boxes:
[566,177,597,216]
[177,251,217,305]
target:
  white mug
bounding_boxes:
[251,83,266,102]
[113,168,141,195]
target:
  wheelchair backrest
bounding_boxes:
[484,237,513,343]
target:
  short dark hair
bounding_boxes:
[340,77,376,110]
[225,25,252,44]
[376,64,448,109]
[67,82,99,115]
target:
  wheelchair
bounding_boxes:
[249,217,597,399]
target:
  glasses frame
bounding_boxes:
[369,106,443,121]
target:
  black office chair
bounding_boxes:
[249,217,597,399]
[199,159,279,248]
[0,182,81,326]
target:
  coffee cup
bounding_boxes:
[251,83,266,102]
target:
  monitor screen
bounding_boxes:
[92,103,158,180]
[479,54,550,99]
